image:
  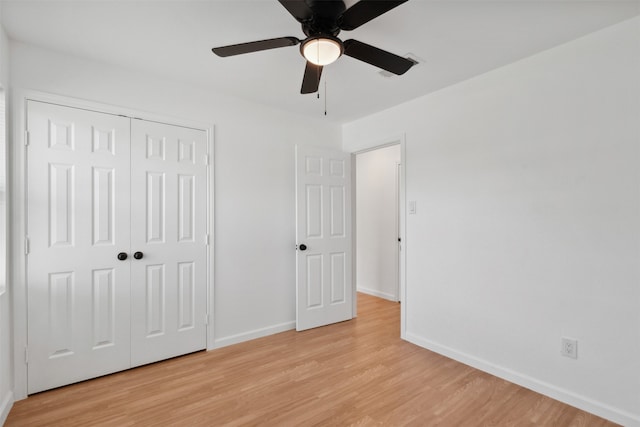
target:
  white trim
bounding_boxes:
[212,321,296,349]
[350,153,357,317]
[206,126,216,351]
[0,391,13,425]
[351,140,402,155]
[398,135,407,339]
[11,89,215,399]
[357,287,396,302]
[405,332,640,427]
[0,85,6,296]
[13,89,209,132]
[394,160,401,303]
[12,90,28,400]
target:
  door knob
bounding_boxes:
[117,252,128,261]
[133,251,144,260]
[298,244,307,251]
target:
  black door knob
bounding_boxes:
[133,251,144,260]
[117,252,128,261]
[298,244,307,251]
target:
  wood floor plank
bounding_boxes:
[6,293,617,426]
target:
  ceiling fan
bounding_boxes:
[212,0,416,94]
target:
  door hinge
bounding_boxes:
[205,234,210,245]
[24,347,28,364]
[25,237,30,255]
[24,130,30,146]
[204,154,209,165]
[204,314,209,325]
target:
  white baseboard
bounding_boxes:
[405,332,640,427]
[357,287,397,302]
[0,391,14,425]
[212,321,296,350]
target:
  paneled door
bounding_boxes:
[26,101,209,393]
[130,120,208,367]
[26,101,132,393]
[295,146,352,331]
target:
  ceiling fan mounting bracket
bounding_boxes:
[300,0,345,37]
[301,21,341,38]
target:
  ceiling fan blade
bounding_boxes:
[343,39,415,75]
[301,61,323,94]
[339,0,408,31]
[278,0,314,23]
[212,37,300,57]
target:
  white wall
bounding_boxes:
[9,41,341,366]
[356,144,400,301]
[344,17,640,426]
[0,3,13,423]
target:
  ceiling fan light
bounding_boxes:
[302,37,343,66]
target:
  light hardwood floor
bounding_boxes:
[7,293,617,426]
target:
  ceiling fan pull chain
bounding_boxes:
[317,58,321,100]
[324,80,327,116]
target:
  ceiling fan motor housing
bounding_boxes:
[301,0,346,37]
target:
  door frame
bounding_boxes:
[11,90,215,400]
[349,134,406,338]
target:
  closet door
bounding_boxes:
[130,120,208,366]
[26,101,132,394]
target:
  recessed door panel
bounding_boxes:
[178,139,195,164]
[48,271,74,358]
[178,175,195,242]
[92,127,115,155]
[306,185,323,238]
[330,253,346,304]
[330,186,345,238]
[49,163,74,247]
[178,262,195,330]
[146,172,165,244]
[305,156,322,176]
[146,264,165,337]
[146,135,165,161]
[48,120,74,151]
[92,268,115,348]
[306,254,323,308]
[329,159,344,177]
[92,167,114,246]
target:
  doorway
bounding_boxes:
[355,144,401,302]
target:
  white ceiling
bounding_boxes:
[2,0,639,123]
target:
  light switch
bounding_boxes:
[408,201,416,214]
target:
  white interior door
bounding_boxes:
[295,145,352,331]
[130,120,208,366]
[26,101,132,393]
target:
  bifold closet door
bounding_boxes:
[26,101,132,394]
[130,119,208,367]
[26,101,209,393]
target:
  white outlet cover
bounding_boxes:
[561,337,578,359]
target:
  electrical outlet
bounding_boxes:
[561,337,578,359]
